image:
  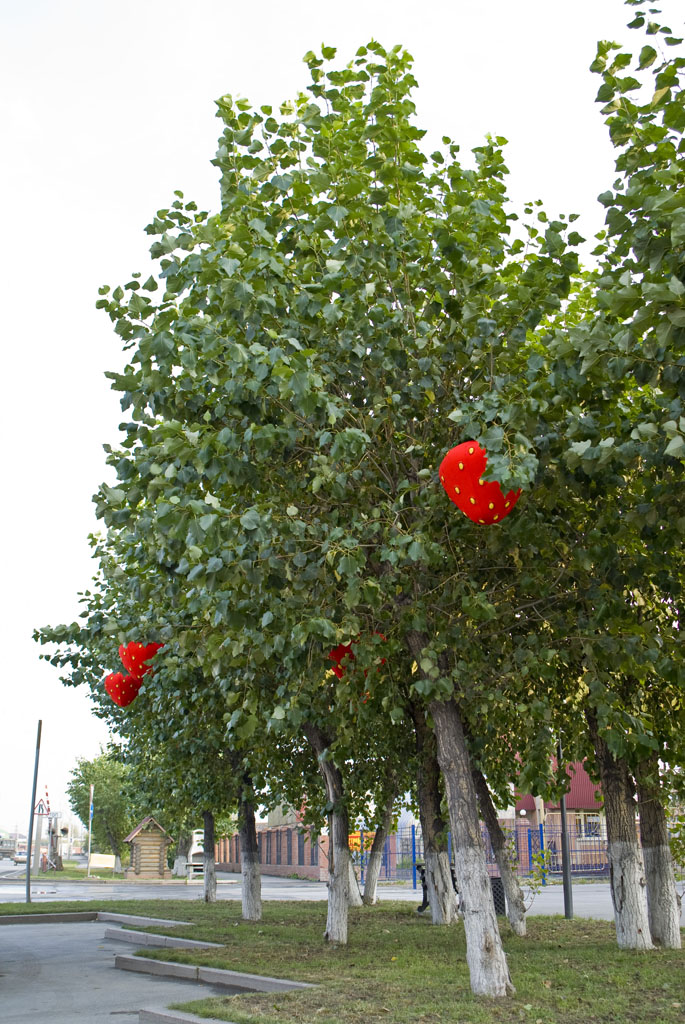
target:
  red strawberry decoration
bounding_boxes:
[104,671,142,708]
[329,642,355,679]
[119,641,163,680]
[439,441,521,525]
[328,634,386,679]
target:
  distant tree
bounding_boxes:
[66,751,136,871]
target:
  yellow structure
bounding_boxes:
[124,816,173,880]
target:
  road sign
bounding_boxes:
[34,800,48,815]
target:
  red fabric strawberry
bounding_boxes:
[439,441,521,525]
[329,642,355,679]
[104,672,142,708]
[119,641,163,680]
[328,634,386,679]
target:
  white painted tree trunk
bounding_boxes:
[497,853,526,937]
[362,841,384,906]
[636,755,681,949]
[239,794,262,922]
[203,810,217,904]
[408,695,457,926]
[587,711,652,950]
[363,787,397,906]
[172,833,191,878]
[425,848,459,925]
[348,853,363,906]
[114,854,122,874]
[302,721,349,944]
[326,809,350,942]
[471,765,526,937]
[430,698,514,997]
[642,845,681,949]
[607,840,651,949]
[172,854,188,878]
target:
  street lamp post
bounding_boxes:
[25,721,42,904]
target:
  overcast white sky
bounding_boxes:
[0,0,668,835]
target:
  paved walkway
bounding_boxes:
[0,920,239,1023]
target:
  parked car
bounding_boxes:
[12,851,27,864]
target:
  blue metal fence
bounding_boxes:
[355,823,610,889]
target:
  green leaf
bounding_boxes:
[240,509,261,530]
[664,435,685,459]
[638,45,657,69]
[326,205,349,225]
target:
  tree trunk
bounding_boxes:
[238,782,262,922]
[635,753,681,949]
[113,854,122,874]
[362,784,397,906]
[172,832,192,878]
[586,711,652,950]
[303,721,349,944]
[348,852,363,906]
[363,827,386,906]
[430,698,514,997]
[409,697,459,925]
[472,765,527,937]
[202,810,217,903]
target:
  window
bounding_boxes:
[286,829,293,866]
[258,833,263,862]
[298,831,305,866]
[276,830,282,865]
[310,833,319,866]
[577,812,601,838]
[266,832,272,863]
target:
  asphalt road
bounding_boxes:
[1,868,666,923]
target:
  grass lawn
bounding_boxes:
[1,899,682,1023]
[12,861,126,881]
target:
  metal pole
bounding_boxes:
[539,823,546,885]
[25,720,42,904]
[411,824,416,890]
[87,784,94,877]
[558,739,574,919]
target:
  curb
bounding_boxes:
[0,911,99,925]
[105,927,223,950]
[116,954,315,993]
[99,912,191,928]
[139,1010,237,1024]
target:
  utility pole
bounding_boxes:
[25,721,42,904]
[87,784,94,878]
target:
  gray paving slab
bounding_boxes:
[0,921,241,1024]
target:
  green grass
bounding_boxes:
[1,899,682,1023]
[10,862,127,881]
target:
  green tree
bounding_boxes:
[66,751,135,870]
[89,36,587,995]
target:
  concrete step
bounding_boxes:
[99,911,190,928]
[104,926,222,949]
[116,954,316,992]
[139,1009,234,1024]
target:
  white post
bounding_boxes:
[87,784,94,877]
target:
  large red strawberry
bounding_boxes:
[104,672,142,708]
[439,441,521,525]
[119,641,163,680]
[328,634,386,679]
[329,642,355,679]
